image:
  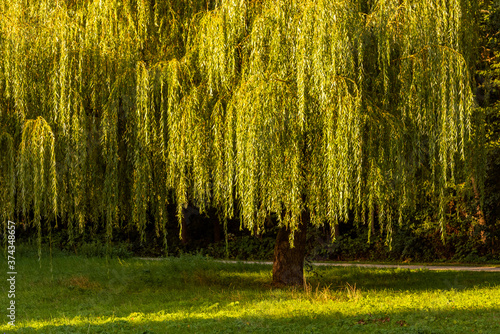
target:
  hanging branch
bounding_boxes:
[18,117,57,259]
[0,0,483,253]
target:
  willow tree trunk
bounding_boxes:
[272,212,308,286]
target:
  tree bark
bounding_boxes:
[272,212,308,286]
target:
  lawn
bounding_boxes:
[1,249,500,333]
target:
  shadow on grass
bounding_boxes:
[130,258,500,292]
[16,256,500,302]
[7,255,500,334]
[306,266,500,292]
[17,252,500,292]
[12,307,500,334]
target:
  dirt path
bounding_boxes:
[137,258,500,272]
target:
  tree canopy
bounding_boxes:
[0,0,484,253]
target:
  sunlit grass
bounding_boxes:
[1,250,500,333]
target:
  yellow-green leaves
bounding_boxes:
[0,132,15,227]
[19,117,57,257]
[0,0,482,250]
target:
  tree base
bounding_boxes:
[272,214,308,286]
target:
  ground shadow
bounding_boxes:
[7,256,500,334]
[305,265,500,292]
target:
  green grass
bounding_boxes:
[1,249,500,333]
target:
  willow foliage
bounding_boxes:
[18,117,57,257]
[0,0,483,250]
[0,131,15,229]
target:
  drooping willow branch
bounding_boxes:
[0,0,483,252]
[18,117,57,258]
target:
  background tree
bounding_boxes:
[476,0,500,251]
[0,0,484,285]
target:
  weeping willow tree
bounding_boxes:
[0,0,483,285]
